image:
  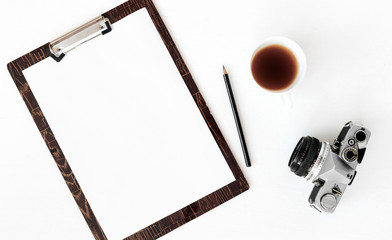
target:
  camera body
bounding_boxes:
[288,122,371,213]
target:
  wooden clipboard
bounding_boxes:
[7,0,249,239]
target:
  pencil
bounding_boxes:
[223,66,252,167]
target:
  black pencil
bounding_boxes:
[223,66,251,167]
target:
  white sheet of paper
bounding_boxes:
[23,8,234,239]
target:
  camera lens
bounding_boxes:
[288,136,321,177]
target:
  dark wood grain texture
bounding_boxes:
[7,0,249,239]
[7,44,108,240]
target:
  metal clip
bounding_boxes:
[49,16,112,62]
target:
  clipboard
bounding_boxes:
[7,0,249,239]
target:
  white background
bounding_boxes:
[1,0,392,240]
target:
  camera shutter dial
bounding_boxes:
[348,138,356,146]
[343,147,358,162]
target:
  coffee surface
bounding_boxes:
[251,44,298,91]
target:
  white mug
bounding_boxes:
[251,36,307,106]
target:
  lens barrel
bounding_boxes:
[288,136,321,177]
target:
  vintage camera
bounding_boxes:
[288,122,371,213]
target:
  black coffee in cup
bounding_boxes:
[251,44,298,91]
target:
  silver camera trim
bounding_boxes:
[304,122,371,213]
[305,142,329,182]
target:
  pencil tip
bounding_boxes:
[223,65,227,75]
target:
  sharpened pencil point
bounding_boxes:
[223,65,227,75]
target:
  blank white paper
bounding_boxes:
[23,8,235,239]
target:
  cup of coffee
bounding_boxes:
[251,37,306,94]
